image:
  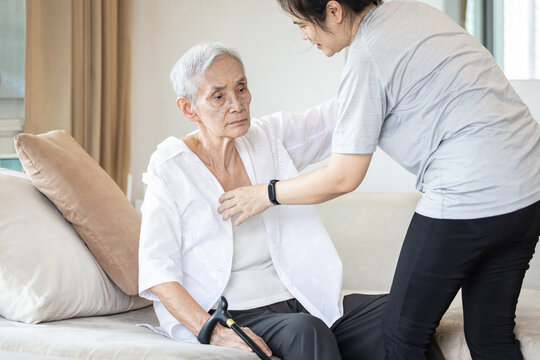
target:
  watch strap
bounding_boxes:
[268,179,280,205]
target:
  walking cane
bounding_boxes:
[197,296,272,360]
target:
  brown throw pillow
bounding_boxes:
[14,130,140,295]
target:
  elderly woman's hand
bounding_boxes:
[218,184,272,225]
[210,323,272,357]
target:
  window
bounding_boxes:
[0,0,25,164]
[503,0,540,79]
[466,0,540,79]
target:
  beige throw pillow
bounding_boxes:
[0,169,149,323]
[14,130,140,295]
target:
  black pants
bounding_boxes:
[382,200,540,360]
[229,294,387,360]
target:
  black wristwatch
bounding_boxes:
[268,179,281,205]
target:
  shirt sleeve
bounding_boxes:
[332,43,386,154]
[138,171,184,302]
[255,98,339,171]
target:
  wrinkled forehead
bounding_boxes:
[198,56,246,89]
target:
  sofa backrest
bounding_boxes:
[316,192,540,292]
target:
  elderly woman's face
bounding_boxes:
[194,56,251,140]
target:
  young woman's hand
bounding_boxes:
[210,323,272,357]
[218,153,373,225]
[218,184,271,225]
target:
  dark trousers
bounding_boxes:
[382,200,540,360]
[230,294,387,360]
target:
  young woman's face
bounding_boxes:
[288,1,368,57]
[290,14,343,57]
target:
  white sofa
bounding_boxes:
[1,181,539,359]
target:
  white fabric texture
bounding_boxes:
[333,1,540,219]
[220,213,293,311]
[0,307,281,360]
[138,99,344,343]
[0,169,149,324]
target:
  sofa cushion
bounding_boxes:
[0,307,279,360]
[0,169,149,323]
[14,130,140,295]
[317,193,421,291]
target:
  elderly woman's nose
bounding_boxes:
[228,94,243,111]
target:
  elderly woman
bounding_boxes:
[138,42,394,360]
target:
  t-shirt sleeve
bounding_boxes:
[332,44,386,154]
[138,171,183,302]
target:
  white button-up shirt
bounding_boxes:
[139,99,343,343]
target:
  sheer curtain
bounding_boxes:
[461,0,468,28]
[24,0,131,192]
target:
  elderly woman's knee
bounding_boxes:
[286,313,333,341]
[272,313,340,360]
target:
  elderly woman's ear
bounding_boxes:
[177,96,198,122]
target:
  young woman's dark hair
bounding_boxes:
[276,0,383,29]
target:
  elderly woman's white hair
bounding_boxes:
[170,42,245,106]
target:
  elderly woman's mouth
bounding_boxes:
[227,119,248,126]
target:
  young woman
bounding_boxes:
[218,1,540,359]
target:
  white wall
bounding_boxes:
[130,0,345,202]
[510,80,540,121]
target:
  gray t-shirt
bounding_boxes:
[333,1,540,219]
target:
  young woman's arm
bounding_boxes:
[218,152,372,225]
